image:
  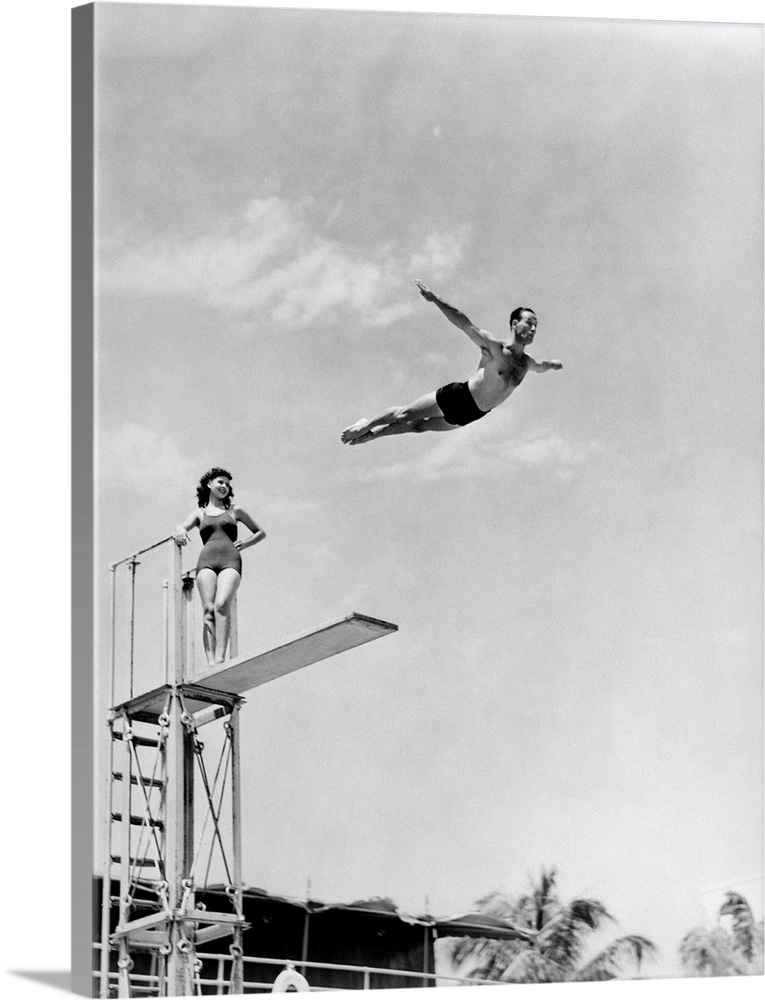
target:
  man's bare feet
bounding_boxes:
[348,430,376,445]
[341,419,371,443]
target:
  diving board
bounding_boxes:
[194,612,398,696]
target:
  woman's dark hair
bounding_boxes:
[196,467,235,508]
[509,306,535,326]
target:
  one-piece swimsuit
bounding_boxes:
[196,508,242,576]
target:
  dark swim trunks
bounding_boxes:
[196,509,242,576]
[435,381,489,426]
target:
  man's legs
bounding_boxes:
[348,415,455,444]
[341,391,450,443]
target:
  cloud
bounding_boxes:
[407,230,468,283]
[345,415,603,485]
[509,431,604,476]
[98,422,193,490]
[100,197,468,331]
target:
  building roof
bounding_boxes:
[210,886,535,943]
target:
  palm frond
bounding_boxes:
[472,891,519,921]
[464,943,516,982]
[537,898,613,971]
[574,934,657,981]
[449,935,527,977]
[446,867,656,985]
[502,949,567,984]
[530,867,561,931]
[569,897,614,929]
[720,892,757,964]
[538,912,585,970]
[512,894,541,931]
[680,926,743,976]
[448,935,489,969]
[449,935,497,969]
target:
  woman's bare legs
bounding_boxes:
[196,568,219,666]
[341,391,455,444]
[196,567,242,665]
[212,568,241,664]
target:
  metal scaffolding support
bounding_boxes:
[100,536,398,996]
[102,541,249,997]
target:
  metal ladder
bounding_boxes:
[99,539,248,998]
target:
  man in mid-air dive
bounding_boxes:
[340,280,563,445]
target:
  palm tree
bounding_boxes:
[680,892,764,977]
[447,867,656,983]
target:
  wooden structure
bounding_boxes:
[100,538,397,997]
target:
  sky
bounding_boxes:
[83,0,765,985]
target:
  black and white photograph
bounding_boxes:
[3,1,763,998]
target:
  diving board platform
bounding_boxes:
[194,612,398,695]
[110,613,398,722]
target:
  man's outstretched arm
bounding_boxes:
[414,279,496,352]
[527,358,563,372]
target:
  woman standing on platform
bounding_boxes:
[174,468,266,666]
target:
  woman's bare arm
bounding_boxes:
[232,506,266,551]
[174,510,201,545]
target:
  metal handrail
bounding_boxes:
[93,969,346,992]
[110,534,176,571]
[92,942,503,989]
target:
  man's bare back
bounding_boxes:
[340,280,562,445]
